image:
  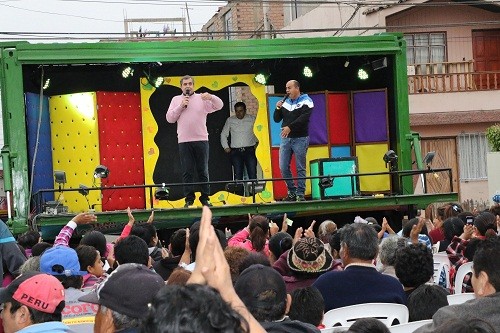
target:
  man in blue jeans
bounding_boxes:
[273,80,314,201]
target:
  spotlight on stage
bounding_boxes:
[319,176,334,190]
[303,66,313,78]
[122,66,135,78]
[93,165,110,179]
[42,78,51,90]
[150,76,164,88]
[383,150,398,170]
[155,184,170,200]
[344,58,350,68]
[254,73,268,85]
[245,181,266,195]
[357,68,369,80]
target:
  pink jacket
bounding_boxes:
[228,228,270,257]
[166,93,223,143]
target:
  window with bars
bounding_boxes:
[224,11,233,40]
[404,33,447,74]
[458,133,489,181]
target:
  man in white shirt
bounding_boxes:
[220,102,258,181]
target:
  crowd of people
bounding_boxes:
[0,202,499,332]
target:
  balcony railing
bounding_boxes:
[408,60,500,94]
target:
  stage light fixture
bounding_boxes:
[155,184,170,200]
[344,58,350,68]
[54,171,67,185]
[357,68,369,80]
[422,151,436,169]
[78,184,89,196]
[303,66,313,78]
[319,176,334,190]
[152,76,164,88]
[122,66,134,78]
[371,57,388,71]
[93,165,110,179]
[42,78,51,90]
[254,73,268,85]
[245,181,266,195]
[383,150,398,170]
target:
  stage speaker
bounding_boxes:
[310,157,359,200]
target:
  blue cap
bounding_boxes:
[40,246,87,276]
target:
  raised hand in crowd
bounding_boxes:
[188,206,266,333]
[410,218,425,245]
[72,212,97,225]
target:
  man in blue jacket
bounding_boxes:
[274,80,313,202]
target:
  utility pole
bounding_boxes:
[262,0,270,38]
[184,3,193,35]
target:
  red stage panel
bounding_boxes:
[328,93,351,145]
[96,92,145,211]
[271,147,297,200]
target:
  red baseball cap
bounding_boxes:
[0,272,65,314]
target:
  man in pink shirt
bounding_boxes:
[167,75,224,207]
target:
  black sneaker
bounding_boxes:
[296,195,306,202]
[184,201,194,208]
[281,193,297,202]
[200,200,213,207]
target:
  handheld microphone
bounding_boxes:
[277,94,289,109]
[184,89,191,108]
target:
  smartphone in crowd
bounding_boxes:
[466,216,474,225]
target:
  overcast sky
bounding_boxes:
[0,0,226,41]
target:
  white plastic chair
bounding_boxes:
[389,319,433,333]
[320,327,350,333]
[454,261,473,294]
[323,303,409,328]
[447,292,475,305]
[433,253,451,288]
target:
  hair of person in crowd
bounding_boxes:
[472,236,500,293]
[141,284,248,333]
[189,221,227,262]
[340,223,378,261]
[169,228,187,256]
[402,218,429,238]
[248,215,270,253]
[131,224,158,247]
[288,286,325,327]
[379,236,406,267]
[395,243,434,291]
[224,246,251,283]
[17,230,40,250]
[114,235,149,266]
[329,230,342,259]
[268,232,293,263]
[30,242,52,257]
[442,217,465,241]
[80,230,107,258]
[238,252,271,274]
[234,264,288,322]
[407,284,449,322]
[473,212,497,237]
[443,203,463,219]
[166,267,191,286]
[317,220,337,244]
[433,318,496,333]
[18,256,41,274]
[76,244,104,277]
[346,318,390,333]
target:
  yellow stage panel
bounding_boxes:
[356,144,391,192]
[49,93,102,212]
[141,75,269,208]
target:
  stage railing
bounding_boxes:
[31,167,453,214]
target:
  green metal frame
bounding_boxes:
[0,34,456,233]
